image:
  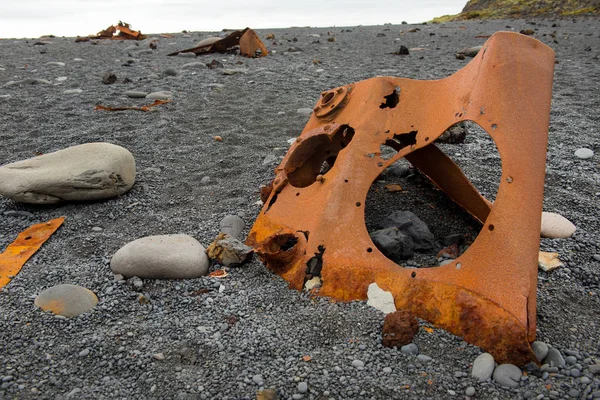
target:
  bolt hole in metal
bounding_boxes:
[24,236,32,240]
[322,91,335,104]
[367,247,373,253]
[364,121,502,270]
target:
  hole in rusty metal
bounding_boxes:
[380,131,418,160]
[305,245,325,278]
[280,236,299,251]
[286,125,355,188]
[322,91,335,104]
[365,121,501,269]
[488,224,495,231]
[367,247,373,253]
[491,123,498,130]
[379,86,400,109]
[356,202,361,207]
[411,271,416,278]
[24,236,32,240]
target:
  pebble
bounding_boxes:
[574,148,594,159]
[472,353,495,382]
[153,353,165,360]
[124,90,149,98]
[466,386,476,397]
[4,78,51,87]
[297,108,313,115]
[366,282,396,314]
[400,343,419,356]
[102,72,117,84]
[544,348,566,368]
[63,88,82,95]
[416,354,432,362]
[0,142,136,204]
[222,69,247,75]
[541,212,576,238]
[532,341,549,362]
[383,367,392,373]
[219,215,245,239]
[162,67,178,76]
[181,62,207,70]
[352,359,364,369]
[46,61,65,67]
[593,254,600,262]
[111,234,210,279]
[177,52,197,57]
[78,348,90,357]
[91,226,102,232]
[34,284,98,317]
[297,381,308,393]
[146,91,173,100]
[252,374,264,385]
[493,364,522,388]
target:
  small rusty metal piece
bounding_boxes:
[0,217,65,288]
[247,32,555,365]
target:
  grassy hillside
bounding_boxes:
[433,0,599,22]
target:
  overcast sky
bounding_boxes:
[0,0,466,38]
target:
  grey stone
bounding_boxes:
[378,210,435,250]
[297,381,308,393]
[544,348,566,368]
[219,215,245,239]
[79,348,90,357]
[222,69,247,75]
[493,364,521,388]
[465,386,476,397]
[568,389,580,398]
[162,67,178,76]
[0,143,136,204]
[181,62,207,70]
[206,233,253,267]
[177,52,197,58]
[472,353,495,382]
[352,359,364,369]
[366,282,396,314]
[102,72,117,84]
[565,355,577,365]
[146,91,173,100]
[589,363,600,375]
[124,90,148,98]
[111,234,210,279]
[370,227,415,261]
[593,254,600,261]
[296,108,313,115]
[34,284,98,317]
[63,88,82,95]
[400,343,419,356]
[262,154,278,165]
[541,212,576,238]
[457,46,482,57]
[383,367,392,373]
[252,374,264,385]
[574,148,594,159]
[4,78,51,87]
[532,341,549,362]
[417,354,432,362]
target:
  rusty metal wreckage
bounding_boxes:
[247,32,556,366]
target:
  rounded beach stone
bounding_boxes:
[493,364,522,388]
[472,353,495,382]
[146,91,173,100]
[110,234,209,279]
[574,148,594,159]
[0,143,136,204]
[219,215,245,239]
[532,341,549,362]
[541,212,576,238]
[34,284,98,317]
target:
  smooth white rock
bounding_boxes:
[110,234,209,279]
[0,143,136,204]
[472,353,495,382]
[146,91,173,100]
[574,148,594,159]
[367,282,396,314]
[34,284,98,317]
[541,212,576,238]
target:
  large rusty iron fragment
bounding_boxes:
[247,32,555,366]
[167,28,268,57]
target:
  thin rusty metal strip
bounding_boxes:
[247,32,555,365]
[0,217,65,288]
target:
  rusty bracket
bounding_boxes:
[0,217,65,288]
[247,32,555,365]
[167,28,268,57]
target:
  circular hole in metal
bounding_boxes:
[377,162,383,167]
[367,247,373,253]
[296,192,300,196]
[411,271,416,278]
[24,236,32,240]
[356,202,361,207]
[322,91,335,104]
[488,224,495,231]
[344,179,349,183]
[425,137,429,142]
[491,123,498,130]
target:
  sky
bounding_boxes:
[0,1,466,39]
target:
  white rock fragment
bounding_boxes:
[538,251,564,272]
[541,212,576,238]
[111,234,210,279]
[574,148,594,159]
[366,282,396,314]
[0,143,136,204]
[304,276,322,291]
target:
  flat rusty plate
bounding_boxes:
[0,217,65,288]
[247,32,555,365]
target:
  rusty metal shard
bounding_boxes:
[0,217,65,289]
[247,32,555,366]
[94,99,171,112]
[167,28,268,57]
[76,22,146,42]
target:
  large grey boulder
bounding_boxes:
[0,143,135,204]
[111,234,210,279]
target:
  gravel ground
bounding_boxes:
[1,18,599,400]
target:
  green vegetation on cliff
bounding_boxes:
[433,0,599,22]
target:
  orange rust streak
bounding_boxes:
[0,217,65,288]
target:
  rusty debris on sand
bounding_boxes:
[167,28,268,58]
[247,32,555,366]
[75,21,146,42]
